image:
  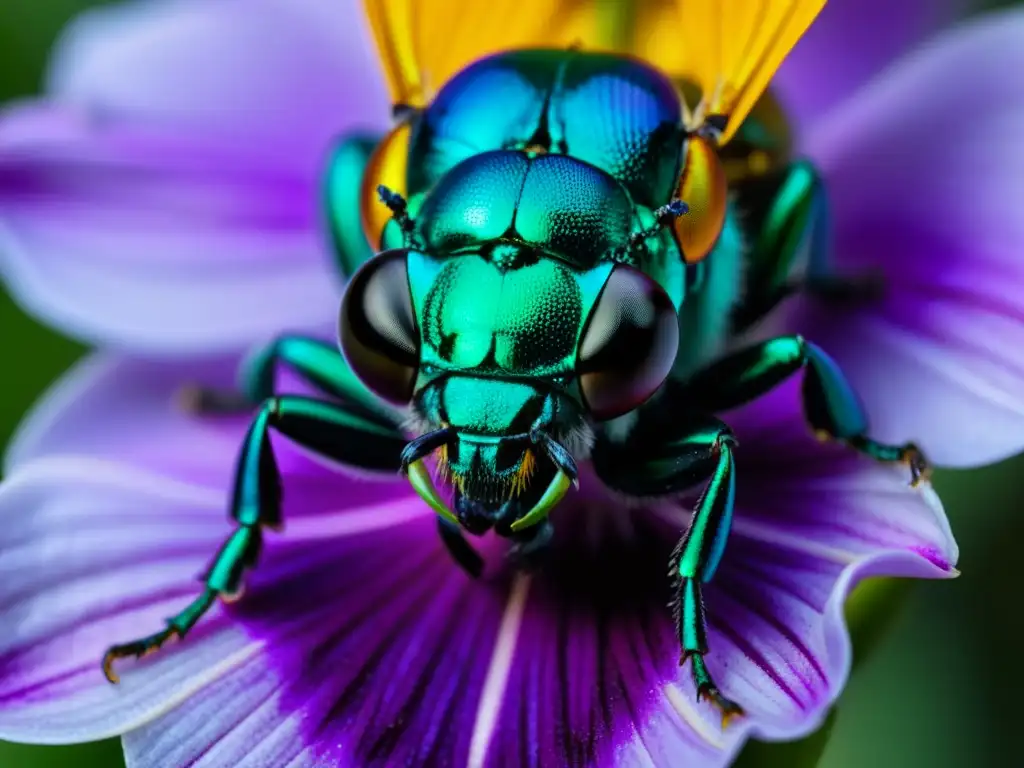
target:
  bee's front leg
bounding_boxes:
[437,516,486,578]
[102,395,407,683]
[591,415,744,726]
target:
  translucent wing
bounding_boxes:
[668,0,826,144]
[363,0,596,109]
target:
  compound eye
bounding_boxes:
[577,265,679,421]
[672,135,728,264]
[339,250,419,404]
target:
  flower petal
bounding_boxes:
[5,352,406,509]
[6,353,242,485]
[121,503,745,768]
[786,10,1024,467]
[480,386,955,765]
[122,398,952,767]
[0,455,413,747]
[46,0,388,176]
[3,374,955,763]
[0,457,248,744]
[124,508,506,767]
[775,0,962,131]
[0,0,388,353]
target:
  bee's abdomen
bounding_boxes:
[417,150,637,269]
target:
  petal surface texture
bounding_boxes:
[0,360,956,766]
[774,0,961,130]
[788,10,1024,467]
[0,0,389,353]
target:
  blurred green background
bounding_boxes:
[0,1,1020,766]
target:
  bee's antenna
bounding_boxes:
[654,199,690,226]
[636,199,689,243]
[606,200,689,264]
[377,184,419,245]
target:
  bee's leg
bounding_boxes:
[437,516,485,578]
[181,335,396,427]
[101,395,405,683]
[730,160,880,334]
[323,133,381,278]
[680,335,929,484]
[591,417,743,725]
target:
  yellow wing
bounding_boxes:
[363,0,598,110]
[660,0,826,144]
[363,0,824,142]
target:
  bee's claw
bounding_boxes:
[683,649,744,729]
[101,626,180,684]
[697,683,745,729]
[901,443,931,487]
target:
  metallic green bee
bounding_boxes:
[102,0,927,722]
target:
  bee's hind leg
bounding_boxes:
[103,394,407,682]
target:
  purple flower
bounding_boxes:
[0,0,1019,765]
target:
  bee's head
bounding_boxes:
[339,249,679,532]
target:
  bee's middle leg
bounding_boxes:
[730,159,881,334]
[679,335,929,484]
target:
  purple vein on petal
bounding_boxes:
[708,607,807,709]
[281,497,428,542]
[861,317,1024,420]
[468,573,532,768]
[189,670,280,766]
[652,503,860,566]
[713,580,829,691]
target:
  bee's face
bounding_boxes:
[339,245,680,531]
[410,372,579,529]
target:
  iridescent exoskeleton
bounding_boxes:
[102,0,928,723]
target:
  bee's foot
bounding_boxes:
[697,682,745,729]
[101,626,180,684]
[901,443,931,487]
[684,650,745,729]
